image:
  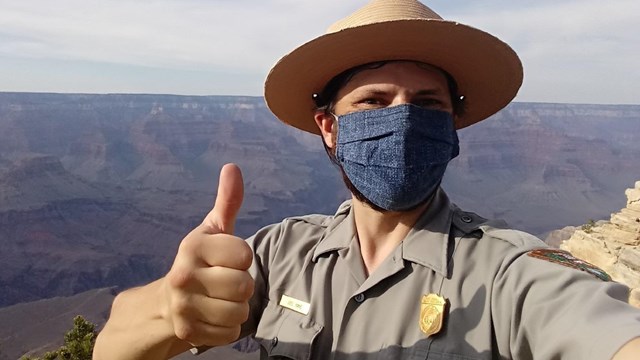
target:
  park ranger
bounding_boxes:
[94,0,640,359]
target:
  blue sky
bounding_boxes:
[0,0,638,104]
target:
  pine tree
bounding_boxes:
[20,315,97,360]
[60,315,96,360]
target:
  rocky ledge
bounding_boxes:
[561,181,640,307]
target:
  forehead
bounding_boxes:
[337,61,450,96]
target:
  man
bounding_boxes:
[94,1,640,359]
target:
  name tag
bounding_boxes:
[279,294,310,315]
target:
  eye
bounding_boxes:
[355,97,385,109]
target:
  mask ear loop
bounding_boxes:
[331,112,340,159]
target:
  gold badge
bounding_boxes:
[420,293,447,337]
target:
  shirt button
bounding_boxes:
[271,337,278,347]
[354,293,365,303]
[461,215,473,223]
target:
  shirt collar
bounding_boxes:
[312,200,354,261]
[401,188,455,277]
[311,189,462,278]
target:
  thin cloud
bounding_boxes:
[444,0,640,104]
[0,0,637,103]
[0,0,351,71]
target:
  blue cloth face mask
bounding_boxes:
[335,103,459,211]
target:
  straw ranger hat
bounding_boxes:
[263,0,523,134]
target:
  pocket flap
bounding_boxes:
[254,301,323,360]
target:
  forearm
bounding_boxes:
[93,278,191,360]
[612,337,640,360]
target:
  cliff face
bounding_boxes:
[446,102,640,235]
[561,181,640,307]
[0,93,348,307]
[1,93,639,308]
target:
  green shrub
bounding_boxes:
[581,219,596,233]
[20,315,96,360]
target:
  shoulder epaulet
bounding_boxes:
[477,224,547,248]
[282,200,351,228]
[283,213,333,228]
[450,208,486,236]
[450,205,547,249]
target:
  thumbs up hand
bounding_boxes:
[164,163,254,347]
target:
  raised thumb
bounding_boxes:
[204,163,244,234]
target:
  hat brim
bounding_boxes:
[264,19,523,134]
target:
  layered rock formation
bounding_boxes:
[1,93,639,308]
[0,94,348,307]
[447,102,640,235]
[0,93,639,358]
[561,181,640,307]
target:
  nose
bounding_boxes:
[389,91,413,107]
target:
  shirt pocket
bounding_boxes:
[254,300,323,360]
[426,353,482,360]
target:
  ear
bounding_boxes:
[314,110,337,149]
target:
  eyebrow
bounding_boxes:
[354,87,446,96]
[358,89,390,96]
[415,89,446,96]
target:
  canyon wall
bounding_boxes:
[562,181,640,307]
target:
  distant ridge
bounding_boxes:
[0,93,638,309]
[0,93,639,359]
[0,288,115,359]
[0,288,256,360]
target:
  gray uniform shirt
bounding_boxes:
[231,189,640,359]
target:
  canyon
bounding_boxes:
[0,93,639,358]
